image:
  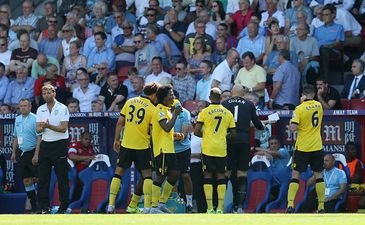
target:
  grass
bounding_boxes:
[1,214,365,225]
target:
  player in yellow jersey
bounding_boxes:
[194,88,236,214]
[286,84,325,213]
[150,84,182,213]
[107,82,159,214]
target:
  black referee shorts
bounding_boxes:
[227,142,250,172]
[117,146,152,171]
[292,149,324,173]
[18,149,38,179]
[175,150,191,173]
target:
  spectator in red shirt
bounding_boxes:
[68,131,96,202]
[228,0,253,38]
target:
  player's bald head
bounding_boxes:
[231,84,246,97]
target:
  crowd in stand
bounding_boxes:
[0,0,365,114]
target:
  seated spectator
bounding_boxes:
[228,0,253,38]
[196,60,213,101]
[325,0,354,11]
[314,4,344,80]
[237,21,265,63]
[341,59,365,99]
[136,8,160,40]
[169,0,187,22]
[98,73,128,112]
[38,25,62,61]
[290,22,320,85]
[235,51,267,109]
[108,0,137,34]
[7,27,38,51]
[148,0,166,22]
[264,19,282,57]
[36,15,58,43]
[111,11,126,41]
[315,77,341,110]
[123,67,138,97]
[260,0,285,30]
[68,131,96,202]
[91,63,109,88]
[0,36,11,71]
[4,65,34,109]
[82,24,112,58]
[187,37,211,80]
[343,142,364,185]
[31,53,60,79]
[211,37,227,66]
[147,24,181,68]
[0,62,9,105]
[67,98,80,113]
[58,24,78,59]
[11,0,38,38]
[269,49,300,110]
[134,33,160,76]
[239,12,266,39]
[0,4,14,25]
[162,8,187,51]
[61,40,87,91]
[34,64,67,107]
[210,0,230,26]
[91,99,104,112]
[0,21,16,47]
[73,69,101,112]
[87,31,115,74]
[288,10,314,38]
[172,59,196,104]
[312,5,325,29]
[351,0,365,20]
[9,31,37,74]
[284,0,312,35]
[112,20,135,72]
[0,103,12,114]
[186,8,217,40]
[128,76,144,99]
[334,6,362,46]
[35,1,64,40]
[216,23,237,50]
[86,1,108,30]
[300,154,347,213]
[145,56,172,84]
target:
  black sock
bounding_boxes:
[237,176,247,208]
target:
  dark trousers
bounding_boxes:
[319,46,339,80]
[300,189,341,213]
[37,139,69,210]
[190,162,207,213]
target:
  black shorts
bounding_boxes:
[292,149,324,173]
[18,149,38,179]
[175,150,191,173]
[202,154,227,173]
[227,143,250,171]
[154,153,179,176]
[117,147,152,171]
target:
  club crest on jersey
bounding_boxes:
[159,112,165,118]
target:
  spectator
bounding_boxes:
[0,36,11,71]
[128,76,144,99]
[112,20,136,72]
[334,6,362,46]
[82,24,112,58]
[172,59,196,103]
[312,5,325,29]
[210,0,230,26]
[315,76,342,110]
[284,0,312,35]
[269,49,300,110]
[290,22,320,85]
[99,73,128,112]
[325,0,355,11]
[187,37,211,79]
[73,69,101,112]
[11,0,38,37]
[123,67,138,97]
[314,4,344,80]
[91,63,109,88]
[221,90,232,102]
[186,8,217,40]
[235,51,266,109]
[145,56,172,84]
[239,12,266,39]
[149,0,167,21]
[87,1,109,30]
[9,31,37,73]
[260,0,285,29]
[170,0,187,22]
[264,19,281,57]
[228,0,253,38]
[341,59,365,99]
[108,0,136,34]
[0,103,12,114]
[136,8,160,40]
[38,25,62,61]
[35,1,64,40]
[31,54,60,79]
[196,60,213,101]
[4,65,34,109]
[216,23,237,50]
[351,0,365,20]
[0,4,13,25]
[343,142,364,184]
[58,24,78,59]
[301,154,347,213]
[61,40,87,91]
[162,8,187,51]
[134,33,160,76]
[184,0,205,25]
[211,37,227,66]
[91,99,104,112]
[34,64,67,107]
[288,10,314,37]
[0,62,9,104]
[68,131,96,202]
[111,11,127,41]
[87,31,115,73]
[237,21,265,63]
[67,98,80,113]
[147,24,181,68]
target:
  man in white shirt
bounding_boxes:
[36,84,70,214]
[73,70,101,112]
[260,0,285,29]
[145,57,172,84]
[334,6,362,45]
[185,8,217,40]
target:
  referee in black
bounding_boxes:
[36,84,70,214]
[222,84,265,213]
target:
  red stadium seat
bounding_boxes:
[351,99,365,110]
[117,66,132,83]
[183,100,199,113]
[340,99,351,110]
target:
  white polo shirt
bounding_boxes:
[36,100,70,142]
[211,60,234,92]
[73,83,101,112]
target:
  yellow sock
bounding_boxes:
[203,184,213,211]
[316,181,325,210]
[143,178,153,208]
[129,194,141,208]
[159,181,174,203]
[217,184,226,211]
[287,181,299,208]
[109,176,121,206]
[152,183,161,207]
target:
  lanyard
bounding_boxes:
[324,169,335,184]
[20,115,29,134]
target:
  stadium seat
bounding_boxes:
[265,158,292,213]
[340,98,351,110]
[68,154,113,213]
[49,159,77,207]
[182,100,199,113]
[117,66,132,83]
[350,99,365,110]
[243,155,272,213]
[333,153,350,213]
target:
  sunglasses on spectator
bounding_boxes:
[196,4,204,7]
[98,67,107,70]
[62,30,71,33]
[134,40,142,44]
[0,10,8,13]
[213,5,218,7]
[175,67,184,70]
[48,20,57,23]
[147,14,155,17]
[0,43,6,46]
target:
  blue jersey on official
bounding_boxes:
[13,112,39,152]
[174,108,191,153]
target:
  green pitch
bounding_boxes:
[1,214,365,225]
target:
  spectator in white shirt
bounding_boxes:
[145,56,172,84]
